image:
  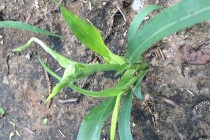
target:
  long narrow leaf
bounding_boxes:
[119,92,133,140]
[60,6,111,58]
[128,5,160,41]
[114,63,130,77]
[125,0,210,64]
[117,69,135,87]
[77,97,116,140]
[0,21,62,38]
[110,93,123,140]
[60,6,125,64]
[70,84,125,97]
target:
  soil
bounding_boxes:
[0,0,210,140]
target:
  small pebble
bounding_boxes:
[25,51,33,60]
[132,0,145,12]
[34,0,39,8]
[132,122,136,127]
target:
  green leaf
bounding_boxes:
[77,97,116,140]
[125,0,210,64]
[69,84,125,97]
[133,69,149,100]
[82,63,119,78]
[118,69,136,87]
[60,6,125,64]
[60,6,111,58]
[0,21,62,38]
[45,79,70,103]
[119,92,133,140]
[134,84,143,100]
[109,69,147,140]
[128,5,160,41]
[114,63,130,77]
[0,108,5,117]
[43,117,48,125]
[13,37,78,68]
[110,93,123,140]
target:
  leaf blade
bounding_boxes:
[126,0,210,64]
[119,92,133,140]
[60,6,111,58]
[77,97,116,140]
[60,6,125,64]
[110,93,123,140]
[134,84,143,100]
[0,21,62,38]
[128,4,160,41]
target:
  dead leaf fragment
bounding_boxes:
[179,45,210,65]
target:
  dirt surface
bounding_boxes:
[0,0,210,140]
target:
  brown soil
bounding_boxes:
[0,0,210,140]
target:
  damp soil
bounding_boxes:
[0,0,210,140]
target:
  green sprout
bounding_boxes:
[9,121,20,140]
[0,107,5,118]
[43,117,49,125]
[1,0,210,139]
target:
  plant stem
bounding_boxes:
[83,63,120,77]
[110,93,123,140]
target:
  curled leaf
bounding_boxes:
[13,37,78,68]
[179,45,210,65]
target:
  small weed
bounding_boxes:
[9,121,20,140]
[0,107,5,118]
[1,0,210,140]
[43,117,49,125]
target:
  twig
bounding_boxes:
[24,127,35,134]
[59,129,66,138]
[158,96,178,107]
[88,1,92,11]
[55,67,62,72]
[86,18,94,26]
[116,4,126,22]
[187,90,194,96]
[83,1,92,11]
[5,54,10,75]
[44,69,52,108]
[158,48,165,59]
[58,98,78,104]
